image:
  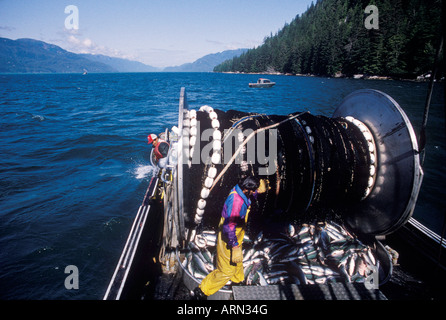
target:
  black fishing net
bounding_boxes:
[183,109,371,236]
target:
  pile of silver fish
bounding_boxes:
[181,220,379,287]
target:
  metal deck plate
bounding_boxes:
[232,283,387,300]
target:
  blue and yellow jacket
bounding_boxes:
[220,184,251,248]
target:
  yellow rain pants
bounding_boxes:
[199,212,249,296]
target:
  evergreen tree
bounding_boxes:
[214,0,443,79]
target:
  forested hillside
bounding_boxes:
[214,0,443,79]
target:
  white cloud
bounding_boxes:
[82,38,92,48]
[0,25,16,32]
[62,31,135,60]
[205,38,260,50]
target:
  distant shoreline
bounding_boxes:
[1,71,442,83]
[217,71,443,83]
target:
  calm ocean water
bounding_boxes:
[0,72,444,299]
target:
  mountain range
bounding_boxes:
[163,49,247,72]
[0,37,247,73]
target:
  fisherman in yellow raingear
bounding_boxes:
[192,176,268,300]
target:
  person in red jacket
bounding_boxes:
[147,133,169,168]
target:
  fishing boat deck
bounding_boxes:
[149,259,443,301]
[108,88,445,302]
[148,226,446,301]
[232,283,386,300]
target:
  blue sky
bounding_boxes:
[0,0,314,68]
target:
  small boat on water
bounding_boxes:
[249,78,275,88]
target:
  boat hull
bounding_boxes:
[249,83,275,88]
